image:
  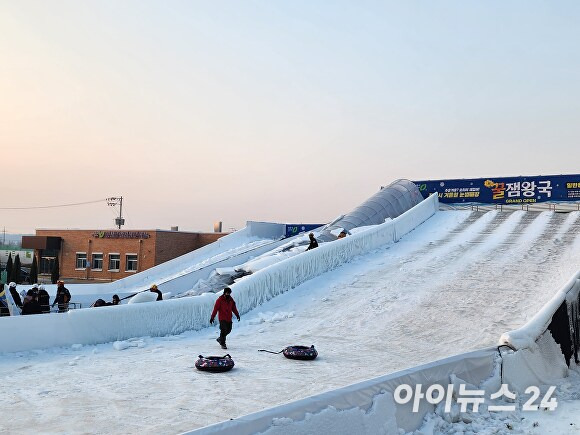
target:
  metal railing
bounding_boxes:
[28,302,83,314]
[440,202,580,213]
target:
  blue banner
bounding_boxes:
[413,174,580,205]
[285,224,323,238]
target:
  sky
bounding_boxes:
[1,1,580,234]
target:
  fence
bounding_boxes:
[441,202,580,213]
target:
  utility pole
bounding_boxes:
[107,197,125,229]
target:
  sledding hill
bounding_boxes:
[0,209,579,434]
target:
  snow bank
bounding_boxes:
[127,291,158,304]
[501,330,568,393]
[0,195,437,353]
[0,294,217,352]
[184,347,497,435]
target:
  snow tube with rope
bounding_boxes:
[283,345,318,360]
[195,354,235,372]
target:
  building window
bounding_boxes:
[92,253,103,271]
[108,253,120,271]
[75,252,87,269]
[40,257,55,274]
[125,254,138,272]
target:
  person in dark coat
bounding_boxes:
[22,290,42,315]
[149,284,163,301]
[305,233,318,251]
[52,280,71,313]
[37,285,50,314]
[8,282,23,309]
[29,283,39,295]
[111,294,120,305]
[210,287,240,349]
[93,299,107,307]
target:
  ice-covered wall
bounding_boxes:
[499,270,580,392]
[229,193,437,315]
[183,348,498,435]
[0,195,438,353]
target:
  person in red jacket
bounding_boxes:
[210,287,240,349]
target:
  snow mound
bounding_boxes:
[113,339,146,351]
[248,312,295,325]
[128,291,158,304]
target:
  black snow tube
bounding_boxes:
[283,345,318,360]
[195,354,235,372]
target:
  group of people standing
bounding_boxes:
[0,280,71,316]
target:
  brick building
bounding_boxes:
[22,229,228,282]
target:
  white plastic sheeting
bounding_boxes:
[184,347,498,435]
[0,195,438,353]
[326,179,423,234]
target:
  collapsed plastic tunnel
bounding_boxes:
[322,179,423,238]
[176,179,425,296]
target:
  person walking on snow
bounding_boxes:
[210,287,240,350]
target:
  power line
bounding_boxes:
[0,198,108,210]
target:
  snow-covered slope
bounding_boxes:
[0,195,436,353]
[0,209,579,434]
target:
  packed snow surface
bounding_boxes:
[1,210,580,434]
